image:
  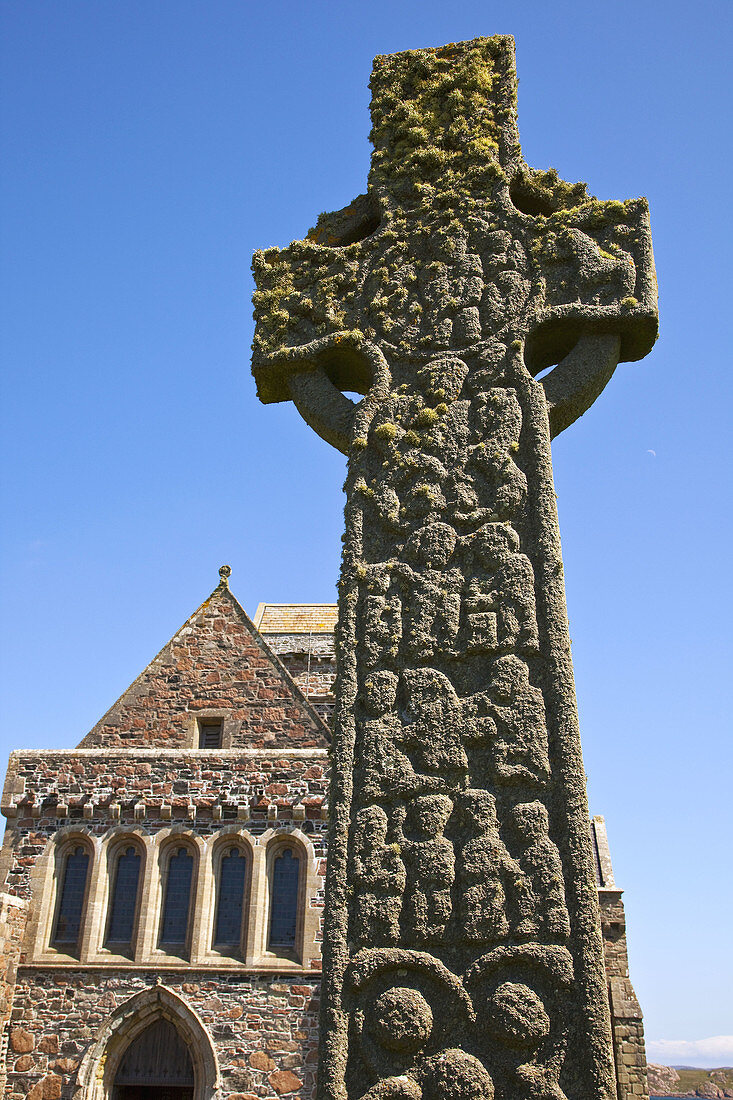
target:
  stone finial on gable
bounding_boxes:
[218,564,232,587]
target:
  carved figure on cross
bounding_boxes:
[252,34,657,1100]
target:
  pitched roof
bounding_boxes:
[253,603,338,634]
[78,575,330,750]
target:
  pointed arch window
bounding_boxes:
[268,847,300,949]
[52,844,90,953]
[159,846,194,950]
[213,846,248,949]
[105,845,142,951]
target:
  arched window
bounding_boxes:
[105,845,142,952]
[159,846,194,950]
[52,843,90,953]
[213,846,247,949]
[268,846,300,950]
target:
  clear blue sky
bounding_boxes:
[1,0,731,1063]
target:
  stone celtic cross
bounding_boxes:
[252,36,657,1100]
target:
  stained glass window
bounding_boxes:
[52,845,90,949]
[213,847,247,947]
[268,848,300,948]
[159,847,194,947]
[106,846,141,947]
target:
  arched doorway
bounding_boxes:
[76,984,220,1100]
[113,1018,194,1100]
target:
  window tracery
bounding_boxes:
[160,845,195,951]
[105,843,142,951]
[213,845,248,950]
[52,842,90,954]
[36,826,319,968]
[268,846,301,950]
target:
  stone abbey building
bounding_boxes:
[0,570,647,1100]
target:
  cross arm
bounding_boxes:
[251,202,380,408]
[522,193,658,436]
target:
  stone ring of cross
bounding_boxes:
[278,328,628,454]
[251,34,658,1100]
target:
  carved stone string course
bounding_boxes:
[251,36,658,1100]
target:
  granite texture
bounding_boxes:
[251,35,658,1100]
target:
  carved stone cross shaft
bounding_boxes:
[252,36,657,1100]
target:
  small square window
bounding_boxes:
[198,720,223,749]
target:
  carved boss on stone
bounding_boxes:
[251,36,657,1100]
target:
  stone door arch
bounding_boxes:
[76,984,220,1100]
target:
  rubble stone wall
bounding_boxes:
[0,653,647,1100]
[599,889,649,1100]
[3,970,321,1100]
[0,748,329,1098]
[0,894,27,1095]
[0,759,647,1100]
[77,586,328,751]
[263,634,337,703]
[1,750,329,889]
